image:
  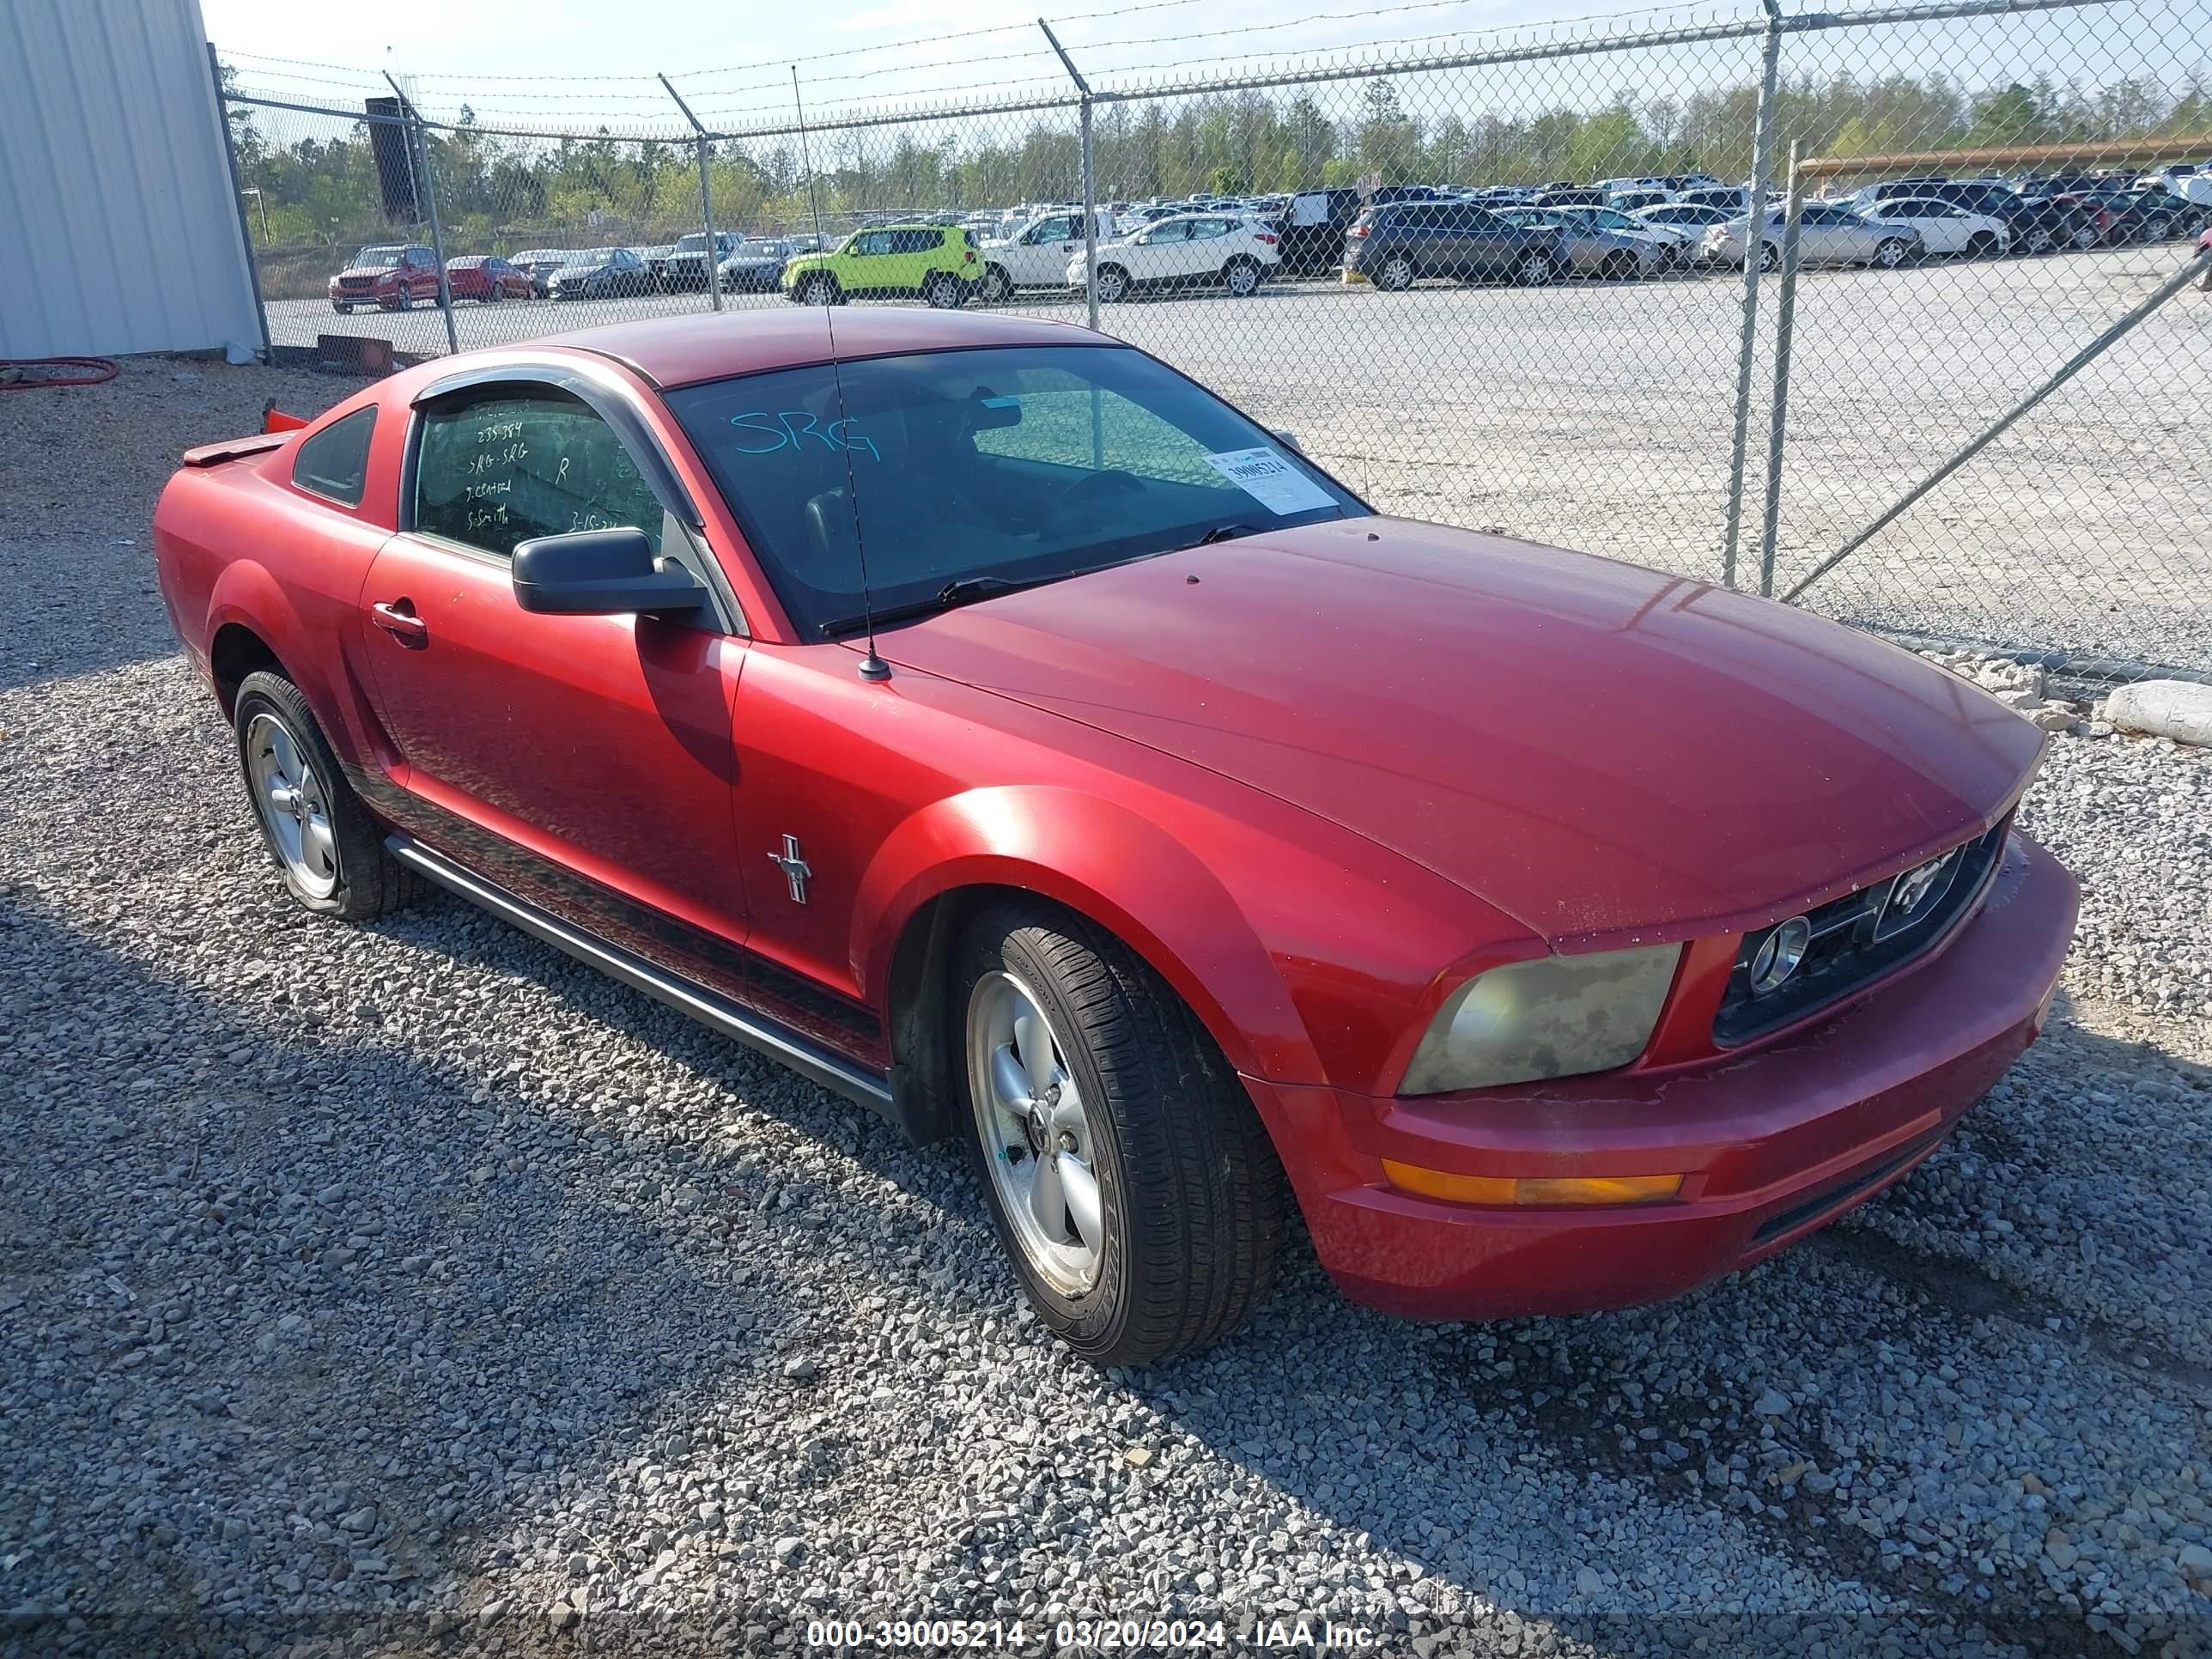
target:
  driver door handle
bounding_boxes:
[371,599,428,647]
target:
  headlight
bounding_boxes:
[1399,944,1680,1095]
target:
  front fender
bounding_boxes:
[852,786,1322,1085]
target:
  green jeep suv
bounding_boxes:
[781,223,977,307]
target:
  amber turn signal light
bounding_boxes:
[1381,1161,1683,1207]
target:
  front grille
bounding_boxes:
[1713,816,2010,1047]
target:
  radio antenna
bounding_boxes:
[791,67,887,681]
[818,295,890,681]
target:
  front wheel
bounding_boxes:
[234,672,417,923]
[796,274,839,307]
[1093,264,1129,303]
[1756,240,1782,273]
[1874,237,1911,269]
[1965,232,1998,258]
[957,904,1285,1367]
[2022,223,2057,255]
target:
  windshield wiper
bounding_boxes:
[1186,523,1267,548]
[817,574,1051,639]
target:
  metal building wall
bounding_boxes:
[0,0,259,358]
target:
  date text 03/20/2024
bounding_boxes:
[802,1617,1380,1650]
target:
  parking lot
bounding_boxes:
[3,342,2209,1654]
[267,238,2212,677]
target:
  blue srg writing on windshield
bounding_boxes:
[727,410,880,462]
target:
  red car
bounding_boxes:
[152,310,2076,1365]
[444,255,533,304]
[328,244,442,313]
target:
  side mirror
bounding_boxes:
[512,528,708,618]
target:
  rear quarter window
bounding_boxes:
[291,407,377,508]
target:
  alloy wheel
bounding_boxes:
[968,970,1105,1296]
[244,713,339,899]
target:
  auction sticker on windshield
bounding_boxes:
[1200,447,1336,516]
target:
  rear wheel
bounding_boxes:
[1376,252,1416,291]
[957,904,1285,1366]
[2069,221,2101,251]
[2142,215,2173,243]
[924,271,965,309]
[1223,255,1262,296]
[2022,222,2057,255]
[234,672,417,923]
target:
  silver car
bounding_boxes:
[1497,208,1666,278]
[1702,204,1923,271]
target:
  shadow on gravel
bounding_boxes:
[0,537,179,695]
[0,894,793,1656]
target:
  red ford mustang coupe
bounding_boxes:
[153,309,2076,1365]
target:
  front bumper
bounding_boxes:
[1242,832,2076,1321]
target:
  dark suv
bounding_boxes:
[1345,201,1563,289]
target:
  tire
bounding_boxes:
[797,273,839,307]
[2142,216,2172,243]
[331,302,351,314]
[956,903,1285,1366]
[1965,232,1998,258]
[1223,255,1261,297]
[233,672,417,924]
[2022,223,2057,255]
[1376,252,1416,291]
[1601,249,1637,281]
[1874,237,1910,269]
[483,283,501,305]
[976,264,1012,304]
[924,272,965,309]
[1515,249,1556,286]
[1093,264,1129,303]
[2069,222,2101,251]
[1756,240,1781,273]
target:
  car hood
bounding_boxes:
[334,265,398,281]
[550,264,608,280]
[875,519,2042,948]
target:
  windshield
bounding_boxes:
[666,343,1365,638]
[676,234,716,252]
[355,247,404,268]
[738,240,786,257]
[570,249,616,266]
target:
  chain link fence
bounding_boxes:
[214,0,2211,681]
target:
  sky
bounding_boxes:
[198,0,1721,131]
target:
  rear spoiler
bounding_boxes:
[181,431,289,468]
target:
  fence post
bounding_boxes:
[205,45,273,362]
[1758,139,1806,599]
[385,73,459,356]
[1040,21,1099,332]
[1720,0,1784,591]
[661,75,722,313]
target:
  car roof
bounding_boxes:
[540,307,1103,389]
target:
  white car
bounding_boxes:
[2142,163,2212,206]
[1701,204,1923,271]
[1863,197,2012,257]
[975,208,1120,303]
[1069,213,1280,301]
[1632,201,1738,259]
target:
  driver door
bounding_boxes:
[1012,214,1077,286]
[357,381,755,997]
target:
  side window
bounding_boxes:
[413,392,665,560]
[1189,218,1230,240]
[1029,216,1073,243]
[292,406,377,508]
[892,228,939,254]
[1146,220,1191,243]
[854,231,893,256]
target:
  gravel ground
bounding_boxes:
[2,362,2210,1659]
[266,237,2212,677]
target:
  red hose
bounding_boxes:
[0,356,120,391]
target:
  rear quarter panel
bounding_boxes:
[153,392,400,776]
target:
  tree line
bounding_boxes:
[224,61,2207,294]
